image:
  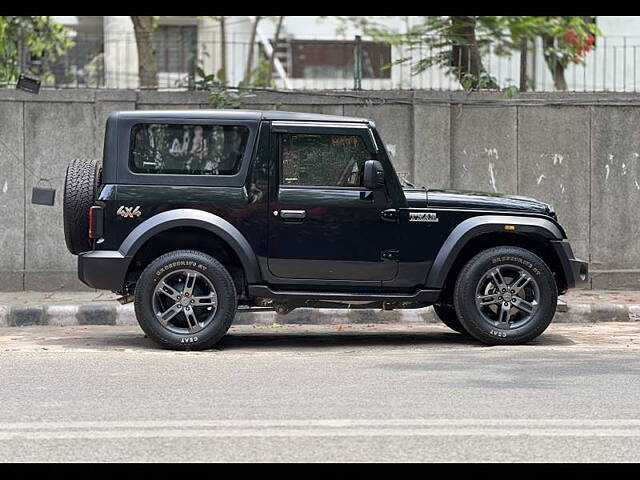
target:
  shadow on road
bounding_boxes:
[29,327,575,353]
[217,331,481,350]
[217,331,574,350]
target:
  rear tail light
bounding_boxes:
[88,206,103,239]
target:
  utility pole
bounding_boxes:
[353,35,362,90]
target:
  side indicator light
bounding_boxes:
[88,206,95,239]
[504,225,516,231]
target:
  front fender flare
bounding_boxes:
[425,215,563,289]
[118,208,261,283]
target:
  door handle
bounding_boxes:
[381,209,398,222]
[280,209,306,221]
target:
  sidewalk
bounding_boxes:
[0,289,639,327]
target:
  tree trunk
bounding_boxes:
[244,16,261,85]
[219,16,227,84]
[130,16,158,90]
[449,16,499,90]
[542,35,567,91]
[266,16,284,87]
[519,37,528,92]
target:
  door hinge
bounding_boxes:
[381,209,399,222]
[381,249,399,261]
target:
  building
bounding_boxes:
[50,16,640,92]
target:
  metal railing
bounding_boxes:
[6,34,640,93]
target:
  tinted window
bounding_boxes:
[281,133,371,187]
[130,123,249,175]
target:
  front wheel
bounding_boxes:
[134,250,237,350]
[453,246,557,345]
[433,304,468,335]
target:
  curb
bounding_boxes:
[0,301,639,327]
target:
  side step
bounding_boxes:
[247,285,440,303]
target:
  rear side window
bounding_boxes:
[129,123,249,175]
[281,133,371,187]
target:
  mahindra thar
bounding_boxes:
[63,110,588,350]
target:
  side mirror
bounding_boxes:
[363,160,385,190]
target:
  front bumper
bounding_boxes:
[550,240,589,290]
[78,250,131,292]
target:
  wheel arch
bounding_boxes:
[119,209,261,288]
[425,215,567,298]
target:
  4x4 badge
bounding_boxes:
[116,206,141,218]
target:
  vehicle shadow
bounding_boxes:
[32,327,575,352]
[217,330,480,350]
[215,330,574,350]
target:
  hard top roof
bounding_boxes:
[114,109,372,124]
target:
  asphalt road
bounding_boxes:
[1,322,640,462]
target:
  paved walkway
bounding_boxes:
[0,289,639,326]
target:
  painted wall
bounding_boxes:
[0,89,636,291]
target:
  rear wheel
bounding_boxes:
[433,304,468,334]
[134,250,237,350]
[453,246,557,345]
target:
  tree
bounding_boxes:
[203,16,230,84]
[474,16,599,90]
[130,16,158,90]
[0,16,73,86]
[449,16,499,90]
[219,16,227,84]
[266,16,285,87]
[332,16,599,91]
[243,16,261,84]
[538,16,597,90]
[330,16,501,90]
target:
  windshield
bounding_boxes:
[398,176,416,188]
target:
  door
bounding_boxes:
[267,125,399,284]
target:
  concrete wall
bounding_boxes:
[0,88,638,291]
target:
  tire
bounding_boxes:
[63,158,102,255]
[453,246,557,346]
[134,250,237,351]
[433,304,468,334]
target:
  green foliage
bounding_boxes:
[459,72,499,91]
[330,16,601,91]
[502,85,520,99]
[0,16,73,86]
[243,58,271,88]
[479,16,600,70]
[182,63,255,109]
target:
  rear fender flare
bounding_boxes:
[118,209,260,283]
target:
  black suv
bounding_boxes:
[63,110,588,350]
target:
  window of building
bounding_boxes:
[154,25,197,74]
[287,39,391,79]
[130,123,249,175]
[281,133,371,187]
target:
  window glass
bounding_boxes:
[288,39,391,79]
[281,133,371,187]
[154,25,197,74]
[130,123,249,175]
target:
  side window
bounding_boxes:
[129,123,249,175]
[281,133,371,187]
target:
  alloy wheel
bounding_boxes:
[152,269,218,334]
[474,264,540,330]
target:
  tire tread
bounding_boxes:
[133,249,237,351]
[453,246,557,345]
[63,158,101,255]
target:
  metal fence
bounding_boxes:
[8,33,640,93]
